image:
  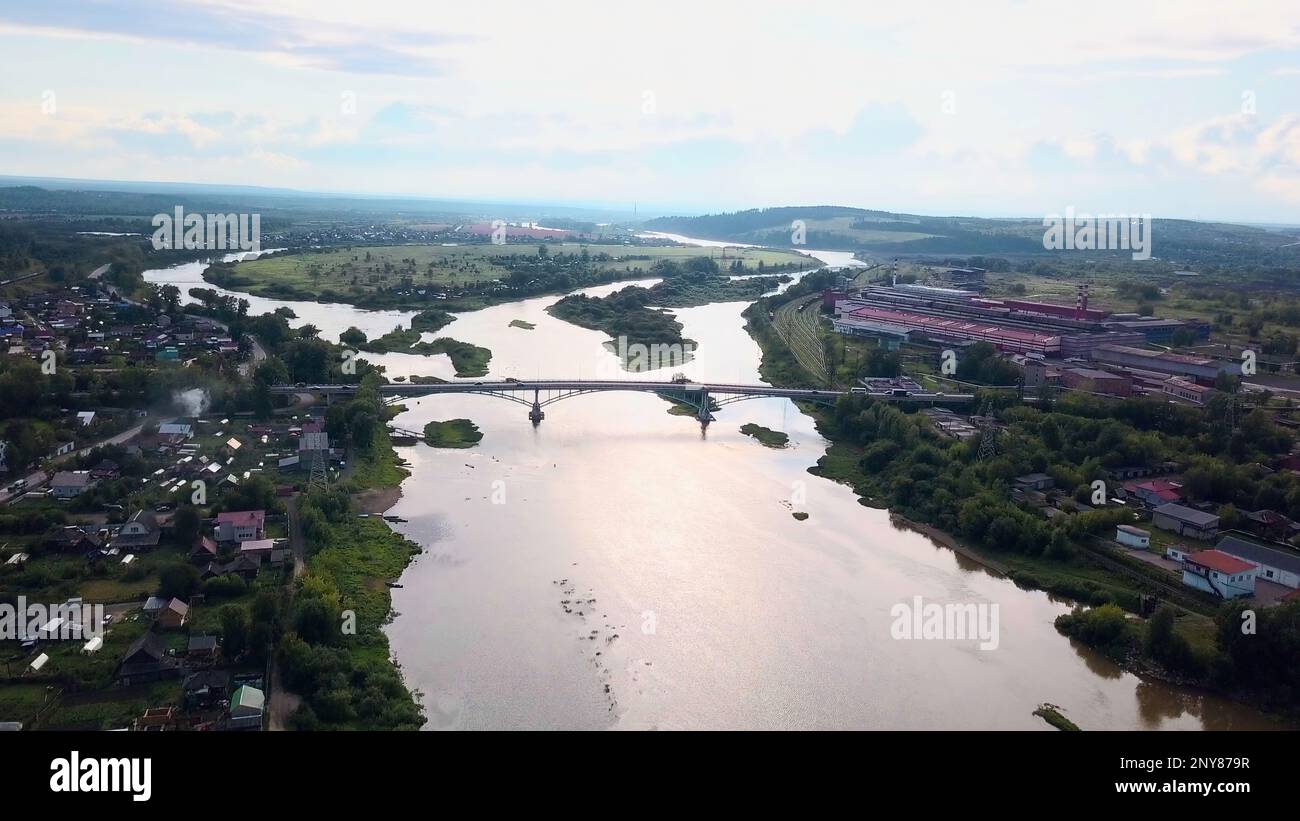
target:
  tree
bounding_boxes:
[158,563,201,600]
[220,605,249,658]
[172,505,202,545]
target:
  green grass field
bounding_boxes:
[230,242,814,299]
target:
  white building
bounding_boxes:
[1215,535,1300,590]
[1180,550,1257,599]
[1115,525,1150,549]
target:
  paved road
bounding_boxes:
[0,470,50,505]
[0,421,147,506]
[88,263,112,281]
[266,495,307,731]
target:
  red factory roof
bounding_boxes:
[1186,550,1256,575]
[846,306,1061,345]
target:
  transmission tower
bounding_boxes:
[308,447,328,491]
[976,402,999,461]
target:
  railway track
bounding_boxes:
[773,294,830,385]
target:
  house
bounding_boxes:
[183,670,230,709]
[142,595,169,616]
[215,510,265,543]
[111,509,161,551]
[189,534,219,563]
[1123,479,1183,507]
[229,685,265,731]
[1242,509,1299,543]
[1116,525,1151,549]
[46,525,103,553]
[1215,534,1300,590]
[187,634,220,659]
[201,554,262,582]
[1152,503,1219,540]
[1014,473,1055,492]
[117,631,181,685]
[157,422,193,438]
[89,459,121,481]
[1180,550,1257,599]
[157,598,189,629]
[50,471,96,500]
[239,538,275,559]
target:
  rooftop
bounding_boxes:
[1186,549,1257,575]
[1154,502,1219,527]
[1216,534,1300,576]
[216,510,265,527]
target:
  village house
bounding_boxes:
[117,632,182,685]
[157,598,190,629]
[1123,479,1183,507]
[157,422,194,438]
[45,525,103,553]
[215,509,265,543]
[190,534,219,563]
[89,459,121,481]
[183,670,230,710]
[1242,509,1299,543]
[50,470,96,500]
[1014,473,1055,492]
[187,635,220,660]
[228,685,265,731]
[111,509,162,551]
[238,538,275,560]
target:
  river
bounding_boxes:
[145,243,1282,730]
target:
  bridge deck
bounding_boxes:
[271,379,973,403]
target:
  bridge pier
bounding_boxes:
[696,390,713,425]
[529,389,544,425]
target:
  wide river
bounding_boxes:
[146,245,1282,730]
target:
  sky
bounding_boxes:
[1,0,1300,222]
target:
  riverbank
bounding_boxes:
[742,289,1300,726]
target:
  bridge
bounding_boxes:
[273,379,974,424]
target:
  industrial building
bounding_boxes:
[1090,345,1238,384]
[829,282,1204,360]
[1215,534,1300,589]
[834,305,1062,355]
[1060,366,1132,397]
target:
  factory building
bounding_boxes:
[1090,344,1238,384]
[834,305,1061,355]
[1060,367,1133,397]
[1059,331,1146,359]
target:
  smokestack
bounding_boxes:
[1076,284,1089,319]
